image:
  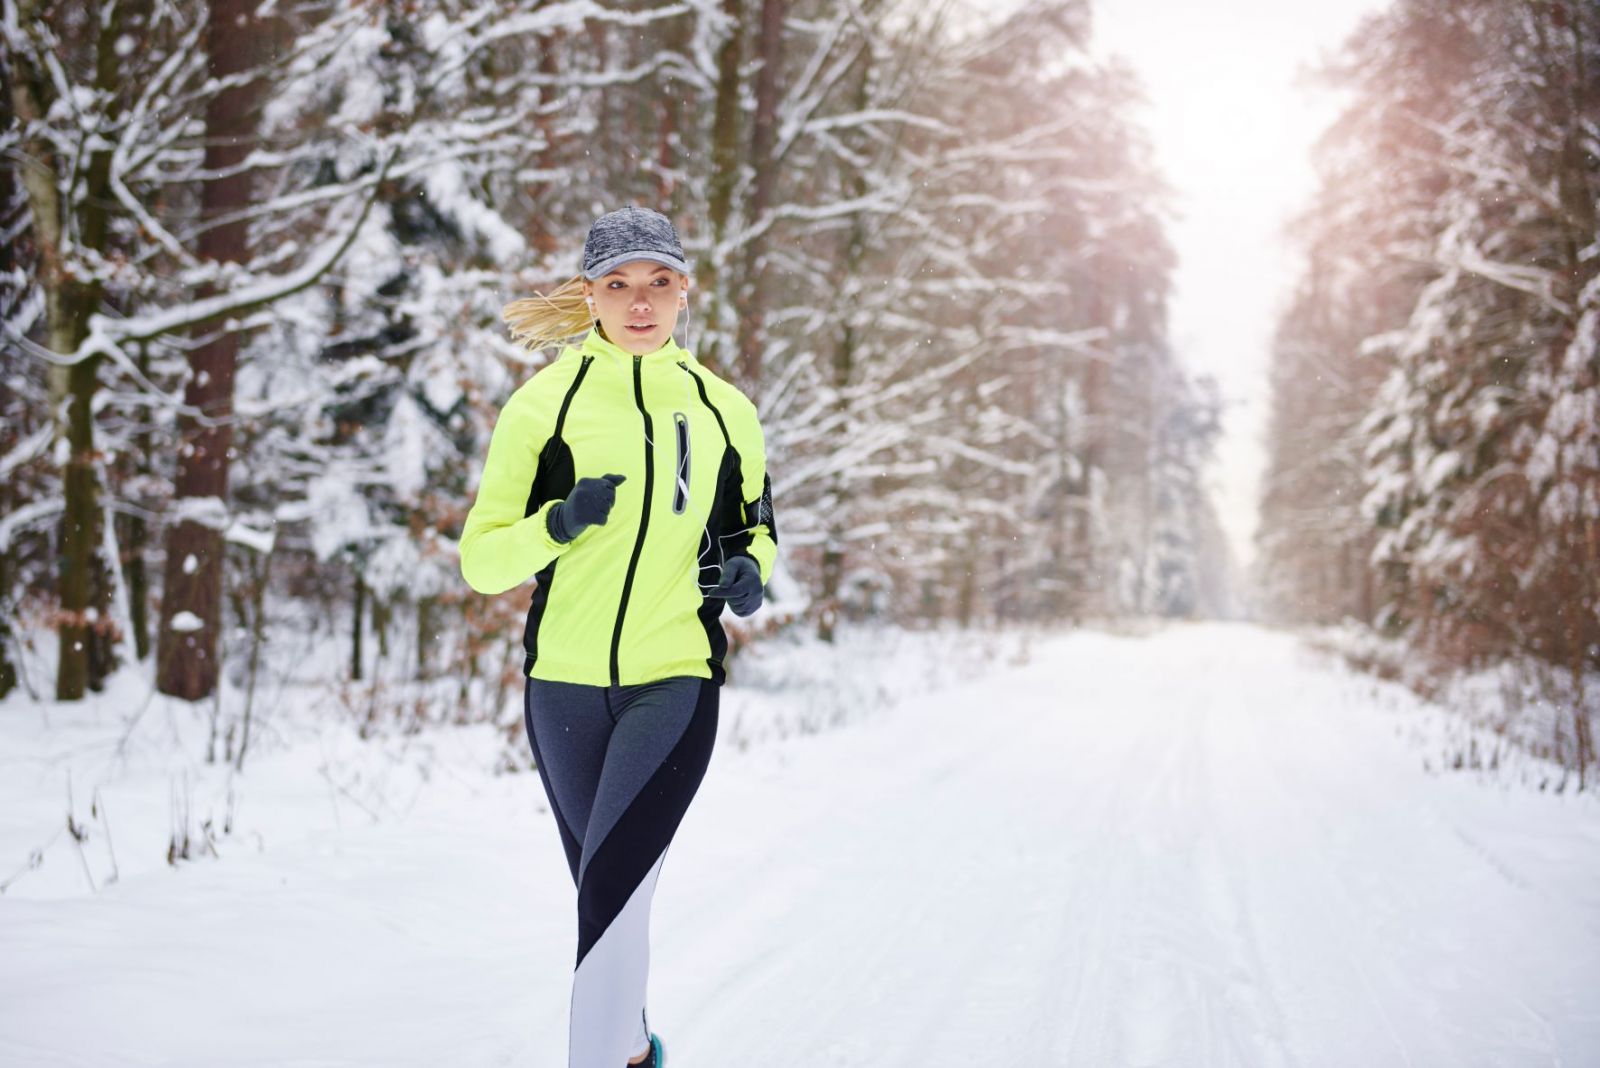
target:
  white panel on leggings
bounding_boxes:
[633,1006,650,1059]
[568,848,667,1068]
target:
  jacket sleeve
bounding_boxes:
[459,381,571,596]
[726,393,779,586]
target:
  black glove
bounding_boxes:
[546,474,626,543]
[711,554,763,616]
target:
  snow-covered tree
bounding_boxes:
[3,0,1222,727]
[1263,0,1598,773]
[1256,0,1470,627]
[3,0,400,702]
[0,46,41,697]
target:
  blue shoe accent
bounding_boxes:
[631,1033,665,1068]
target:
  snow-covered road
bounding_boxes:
[3,622,1598,1066]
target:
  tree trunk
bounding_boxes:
[1073,252,1110,616]
[351,568,366,682]
[956,529,976,630]
[0,558,13,698]
[0,37,20,700]
[8,0,128,698]
[373,591,390,662]
[523,32,564,255]
[156,0,264,699]
[234,550,269,772]
[122,345,154,661]
[733,0,787,389]
[1553,0,1597,782]
[0,448,13,691]
[700,0,745,376]
[817,545,842,644]
[416,595,437,680]
[815,44,874,643]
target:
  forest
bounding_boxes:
[2,0,1596,774]
[1255,0,1599,772]
[4,1,1598,1064]
[2,0,1228,736]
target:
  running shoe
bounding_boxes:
[630,1033,665,1067]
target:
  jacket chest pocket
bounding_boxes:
[671,412,690,514]
[660,408,723,525]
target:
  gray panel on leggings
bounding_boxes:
[578,677,702,887]
[526,679,615,842]
[527,676,704,889]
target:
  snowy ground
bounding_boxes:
[2,621,1597,1067]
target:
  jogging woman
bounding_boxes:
[459,205,778,1068]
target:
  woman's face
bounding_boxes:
[584,261,689,355]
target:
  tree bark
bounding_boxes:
[416,595,437,680]
[816,50,874,643]
[352,568,366,682]
[8,0,126,698]
[733,0,787,389]
[700,0,745,376]
[156,0,265,699]
[0,45,31,700]
[123,343,154,661]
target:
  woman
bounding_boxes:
[459,205,779,1068]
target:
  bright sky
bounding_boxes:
[1083,0,1386,576]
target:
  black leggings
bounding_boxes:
[523,675,719,1066]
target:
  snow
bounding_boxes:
[363,533,449,601]
[169,495,230,531]
[0,498,62,553]
[0,424,51,480]
[330,25,389,128]
[223,520,276,555]
[167,611,204,633]
[381,392,443,500]
[300,471,382,562]
[1421,448,1461,493]
[420,161,528,267]
[416,349,464,415]
[1,622,1596,1066]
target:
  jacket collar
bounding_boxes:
[577,325,693,368]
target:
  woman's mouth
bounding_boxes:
[626,322,654,334]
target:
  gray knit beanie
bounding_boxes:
[580,205,691,280]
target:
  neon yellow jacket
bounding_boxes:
[459,326,778,686]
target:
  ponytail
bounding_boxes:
[501,274,592,354]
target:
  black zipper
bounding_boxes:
[610,354,653,686]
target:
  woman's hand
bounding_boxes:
[711,555,763,616]
[546,473,627,543]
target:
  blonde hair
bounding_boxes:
[501,274,593,354]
